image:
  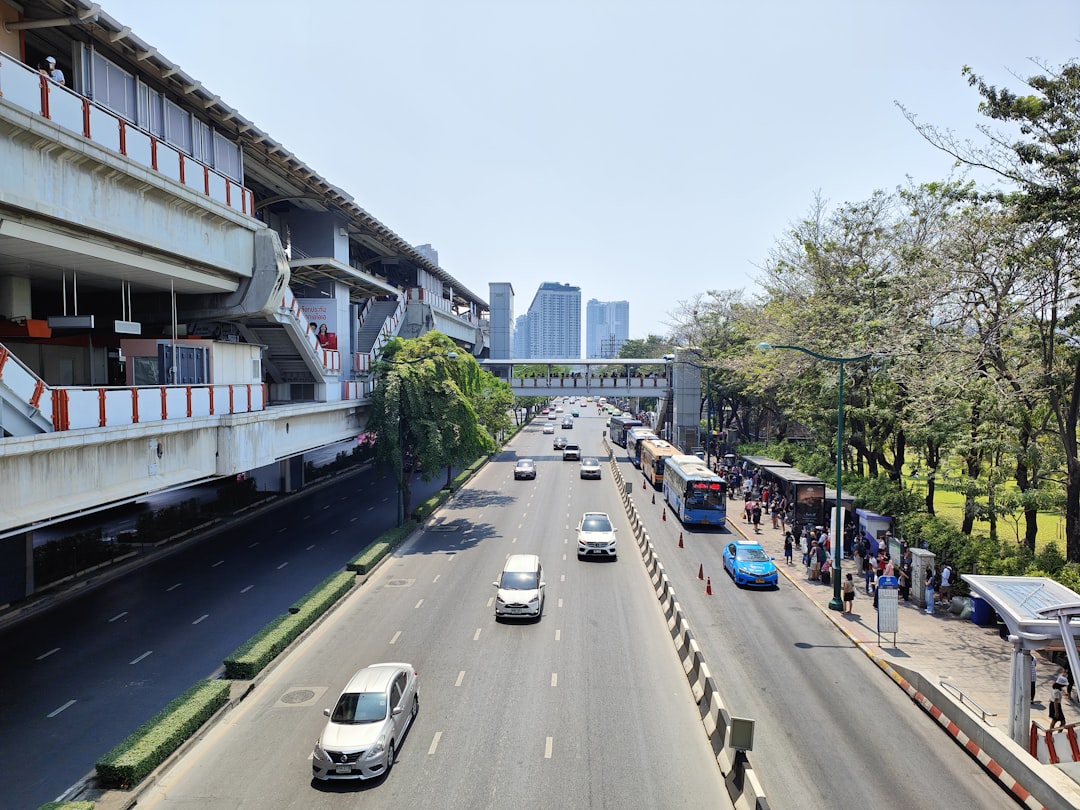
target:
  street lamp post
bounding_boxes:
[757,342,872,611]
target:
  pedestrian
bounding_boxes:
[744,498,753,523]
[784,532,793,565]
[843,573,855,613]
[771,506,780,531]
[779,506,787,534]
[44,56,65,86]
[939,563,953,605]
[1058,666,1074,701]
[899,550,913,601]
[862,555,873,593]
[809,541,822,581]
[1050,678,1066,729]
[793,524,803,550]
[925,568,936,615]
[752,502,762,534]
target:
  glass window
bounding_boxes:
[213,131,242,181]
[193,117,213,164]
[138,84,164,137]
[500,572,538,590]
[91,52,136,121]
[165,98,192,154]
[331,692,387,724]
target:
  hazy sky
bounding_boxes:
[99,1,1078,341]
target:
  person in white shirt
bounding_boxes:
[45,56,65,86]
[939,564,953,604]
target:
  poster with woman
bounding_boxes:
[299,301,338,350]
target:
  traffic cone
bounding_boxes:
[662,509,667,522]
[643,479,646,490]
[678,532,684,548]
[651,493,655,504]
[706,577,713,595]
[698,563,704,579]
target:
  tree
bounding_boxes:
[369,333,496,522]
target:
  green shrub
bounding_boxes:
[225,572,356,679]
[289,570,356,614]
[348,542,391,574]
[37,803,95,810]
[96,679,229,789]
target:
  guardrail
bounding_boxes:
[52,383,266,430]
[940,679,997,724]
[606,440,770,809]
[0,51,254,217]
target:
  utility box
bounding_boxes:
[910,548,936,610]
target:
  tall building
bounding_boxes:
[586,299,630,358]
[414,244,439,266]
[488,282,514,359]
[524,282,581,358]
[513,314,531,358]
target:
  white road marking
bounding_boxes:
[545,736,553,758]
[487,597,494,607]
[323,504,330,510]
[306,544,316,551]
[350,516,358,522]
[560,574,565,582]
[555,629,561,641]
[130,650,152,665]
[277,528,286,533]
[36,647,60,660]
[211,560,224,568]
[415,599,424,609]
[428,731,442,755]
[455,671,465,687]
[512,537,517,544]
[249,541,260,548]
[192,614,209,625]
[166,583,182,592]
[47,700,76,717]
[340,496,349,501]
[433,574,441,583]
[304,515,311,520]
[108,612,127,623]
[331,529,339,535]
[390,631,402,645]
[551,673,558,687]
[558,599,564,608]
[240,585,253,593]
[562,553,566,561]
[277,562,288,570]
[473,628,482,641]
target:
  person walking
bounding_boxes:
[752,502,762,534]
[862,555,874,594]
[925,567,936,615]
[784,532,793,565]
[842,573,855,613]
[1050,678,1066,729]
[939,563,954,606]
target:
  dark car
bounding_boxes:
[553,436,568,450]
[561,418,573,429]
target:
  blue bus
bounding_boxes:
[608,415,642,447]
[663,454,727,526]
[626,426,658,467]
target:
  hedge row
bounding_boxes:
[289,570,357,614]
[95,679,230,789]
[224,570,356,679]
[37,803,94,810]
[348,541,392,574]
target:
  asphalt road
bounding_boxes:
[127,410,730,809]
[611,447,1019,810]
[0,459,447,810]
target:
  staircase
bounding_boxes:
[357,300,401,355]
[0,343,53,435]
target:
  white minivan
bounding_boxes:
[493,554,545,620]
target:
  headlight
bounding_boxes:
[528,596,539,606]
[313,742,328,761]
[366,736,387,759]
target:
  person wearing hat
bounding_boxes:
[44,56,65,86]
[1050,677,1066,729]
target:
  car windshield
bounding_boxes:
[581,516,612,532]
[582,459,598,467]
[517,461,533,469]
[500,571,539,590]
[331,691,388,724]
[737,547,770,562]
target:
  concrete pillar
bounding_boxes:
[0,275,32,319]
[1009,639,1031,744]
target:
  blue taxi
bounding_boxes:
[722,541,778,588]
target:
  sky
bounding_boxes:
[97,0,1079,342]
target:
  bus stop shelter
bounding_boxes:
[962,575,1080,744]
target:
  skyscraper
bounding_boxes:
[488,282,514,360]
[586,299,630,358]
[524,282,581,358]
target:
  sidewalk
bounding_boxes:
[727,503,1080,803]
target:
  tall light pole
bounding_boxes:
[757,342,872,611]
[379,350,457,527]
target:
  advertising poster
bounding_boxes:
[298,299,338,350]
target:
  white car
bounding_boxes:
[493,554,545,619]
[579,457,601,479]
[312,663,419,781]
[543,423,555,434]
[577,512,618,560]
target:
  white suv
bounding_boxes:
[577,512,618,560]
[562,442,581,461]
[493,554,545,619]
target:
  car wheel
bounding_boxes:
[384,741,395,779]
[412,694,419,720]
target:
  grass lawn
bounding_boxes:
[902,475,1065,552]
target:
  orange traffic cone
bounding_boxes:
[706,577,713,595]
[662,509,667,522]
[698,563,704,579]
[678,532,684,548]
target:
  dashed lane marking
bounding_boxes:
[47,700,76,718]
[37,648,60,660]
[130,650,152,665]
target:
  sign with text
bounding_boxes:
[877,575,898,642]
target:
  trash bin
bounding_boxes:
[970,596,993,626]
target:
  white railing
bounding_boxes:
[0,51,254,217]
[53,383,266,430]
[355,297,405,373]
